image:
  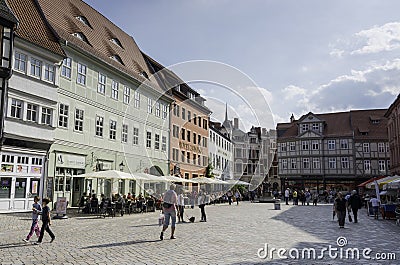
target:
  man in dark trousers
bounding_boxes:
[348,190,362,223]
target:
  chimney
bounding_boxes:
[233,118,239,129]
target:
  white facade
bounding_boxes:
[0,38,63,212]
[209,124,233,180]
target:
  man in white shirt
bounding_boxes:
[369,195,381,220]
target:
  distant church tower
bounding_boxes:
[221,103,233,139]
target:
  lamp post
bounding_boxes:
[0,0,18,148]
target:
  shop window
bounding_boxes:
[55,176,64,192]
[66,177,71,192]
[15,178,27,198]
[0,177,11,198]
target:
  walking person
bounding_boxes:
[284,188,290,205]
[35,198,55,245]
[23,196,41,243]
[369,195,381,220]
[292,190,298,205]
[335,192,347,228]
[305,190,311,206]
[348,190,362,223]
[234,190,241,206]
[198,190,207,222]
[312,192,318,206]
[160,184,178,240]
[177,189,185,223]
[227,190,233,205]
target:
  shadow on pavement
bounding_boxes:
[82,239,160,249]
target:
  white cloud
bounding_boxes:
[272,59,400,120]
[351,22,400,55]
[329,48,344,58]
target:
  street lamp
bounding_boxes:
[119,161,125,172]
[0,0,18,147]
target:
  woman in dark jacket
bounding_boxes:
[335,192,347,228]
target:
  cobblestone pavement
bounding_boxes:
[0,201,399,265]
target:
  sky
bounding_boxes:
[84,0,400,130]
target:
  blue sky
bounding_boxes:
[84,0,400,130]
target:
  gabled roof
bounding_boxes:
[8,0,64,56]
[36,0,162,92]
[0,0,18,25]
[277,109,387,140]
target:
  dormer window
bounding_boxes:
[110,55,124,65]
[312,123,319,131]
[72,32,90,45]
[76,16,92,28]
[301,123,309,132]
[110,38,123,49]
[140,71,149,79]
[371,119,380,124]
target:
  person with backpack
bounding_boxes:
[348,190,362,223]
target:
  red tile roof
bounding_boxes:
[36,0,163,92]
[277,109,388,140]
[8,0,64,56]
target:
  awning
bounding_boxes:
[357,176,386,187]
[76,170,147,181]
[366,175,400,189]
[191,177,216,184]
[385,178,400,190]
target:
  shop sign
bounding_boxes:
[56,154,85,169]
[179,142,202,154]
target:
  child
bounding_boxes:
[35,197,55,245]
[23,196,41,242]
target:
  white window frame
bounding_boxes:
[378,160,385,172]
[340,139,348,149]
[378,143,385,153]
[328,140,336,150]
[162,136,167,151]
[303,158,310,169]
[95,116,104,137]
[302,141,309,150]
[312,140,319,150]
[134,91,140,108]
[10,99,23,119]
[109,120,117,140]
[147,98,153,114]
[44,63,55,82]
[133,127,139,145]
[122,124,128,143]
[98,73,106,94]
[26,103,38,123]
[312,123,319,131]
[363,143,370,153]
[58,104,69,128]
[146,131,152,148]
[281,159,287,169]
[312,158,320,169]
[111,80,119,100]
[61,57,72,78]
[14,52,27,73]
[364,160,371,172]
[328,158,336,169]
[123,86,130,104]
[41,107,52,126]
[290,142,296,151]
[155,101,160,117]
[77,62,87,85]
[154,134,160,150]
[30,58,42,78]
[341,157,349,169]
[74,109,84,132]
[291,158,297,169]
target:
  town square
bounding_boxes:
[0,0,400,264]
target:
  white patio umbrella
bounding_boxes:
[163,175,194,183]
[224,179,251,186]
[76,169,147,181]
[191,177,216,184]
